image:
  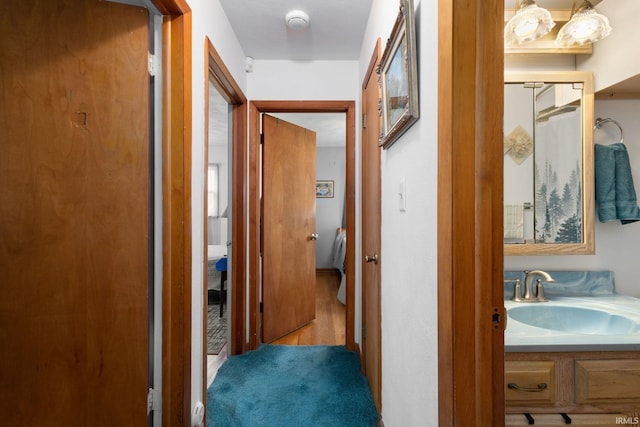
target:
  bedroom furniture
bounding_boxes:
[215,256,227,317]
[207,244,227,308]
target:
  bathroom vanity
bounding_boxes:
[504,272,640,421]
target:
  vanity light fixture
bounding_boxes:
[285,10,310,31]
[504,0,555,45]
[555,0,612,46]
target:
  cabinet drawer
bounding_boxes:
[506,360,556,404]
[575,359,640,404]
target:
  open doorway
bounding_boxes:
[202,38,247,401]
[248,101,356,352]
[267,112,347,346]
[205,77,231,386]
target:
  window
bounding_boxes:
[208,163,220,217]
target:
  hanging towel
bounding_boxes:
[594,143,640,224]
[504,204,524,242]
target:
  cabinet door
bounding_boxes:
[575,359,640,405]
[506,361,557,404]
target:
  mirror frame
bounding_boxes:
[504,71,595,255]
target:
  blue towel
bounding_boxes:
[594,143,640,224]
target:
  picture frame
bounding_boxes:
[315,180,334,198]
[378,0,419,149]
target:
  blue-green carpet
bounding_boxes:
[206,345,378,427]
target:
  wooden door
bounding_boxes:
[262,114,317,343]
[361,43,382,412]
[0,1,150,425]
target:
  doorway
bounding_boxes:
[205,75,231,386]
[267,112,348,346]
[248,101,356,351]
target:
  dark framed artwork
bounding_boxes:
[378,0,419,149]
[315,180,334,198]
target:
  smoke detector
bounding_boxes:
[285,10,310,30]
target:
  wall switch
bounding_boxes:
[398,179,406,212]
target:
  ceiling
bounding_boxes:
[218,0,373,61]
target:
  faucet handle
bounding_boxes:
[507,279,524,302]
[536,279,549,302]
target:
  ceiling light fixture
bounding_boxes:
[285,10,310,31]
[555,0,612,47]
[504,0,555,45]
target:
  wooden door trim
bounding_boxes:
[155,0,192,425]
[203,37,247,419]
[437,0,504,425]
[248,100,356,352]
[204,37,247,356]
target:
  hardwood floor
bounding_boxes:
[272,271,346,346]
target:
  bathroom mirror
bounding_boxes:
[504,71,595,255]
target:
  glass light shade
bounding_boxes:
[556,8,612,46]
[505,4,556,45]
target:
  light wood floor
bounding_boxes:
[272,271,346,346]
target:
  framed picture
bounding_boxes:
[315,180,334,198]
[378,0,419,149]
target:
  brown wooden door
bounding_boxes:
[262,114,317,343]
[0,1,150,425]
[361,45,382,412]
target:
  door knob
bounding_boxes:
[364,254,378,264]
[310,233,318,241]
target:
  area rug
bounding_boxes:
[206,345,378,427]
[207,305,227,355]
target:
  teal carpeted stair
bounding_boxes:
[207,345,378,427]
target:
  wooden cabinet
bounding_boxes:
[505,361,556,405]
[575,359,640,405]
[505,351,640,414]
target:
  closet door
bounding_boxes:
[0,1,150,424]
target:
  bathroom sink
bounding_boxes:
[507,305,639,335]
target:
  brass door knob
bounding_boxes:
[364,254,378,264]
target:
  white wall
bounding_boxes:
[576,0,640,92]
[316,147,346,269]
[247,60,359,100]
[185,0,248,420]
[359,0,439,425]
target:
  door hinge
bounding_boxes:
[260,302,264,313]
[260,133,264,145]
[362,113,366,129]
[148,53,159,77]
[147,388,161,415]
[362,324,366,340]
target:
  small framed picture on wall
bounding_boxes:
[315,180,334,198]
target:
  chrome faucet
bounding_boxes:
[512,270,555,302]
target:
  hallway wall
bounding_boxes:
[186,0,248,418]
[358,0,439,425]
